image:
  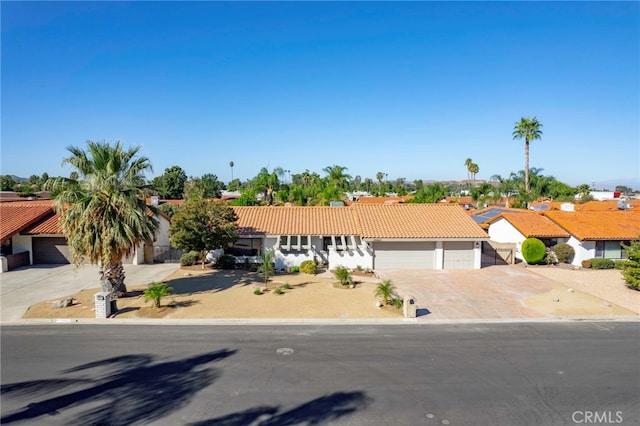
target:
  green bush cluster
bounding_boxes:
[553,243,575,264]
[289,266,300,273]
[522,238,546,264]
[590,258,615,270]
[180,251,199,266]
[215,254,236,269]
[300,260,317,275]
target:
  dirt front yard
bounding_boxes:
[23,268,403,320]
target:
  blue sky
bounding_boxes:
[2,2,639,188]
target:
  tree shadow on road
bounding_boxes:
[187,390,372,426]
[1,349,236,425]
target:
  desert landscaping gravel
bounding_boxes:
[526,266,639,314]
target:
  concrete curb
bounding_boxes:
[2,315,638,326]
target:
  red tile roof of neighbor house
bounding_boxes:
[0,200,55,243]
[542,210,640,241]
[22,212,62,235]
[575,199,640,211]
[490,212,570,238]
[352,204,488,239]
[349,195,414,204]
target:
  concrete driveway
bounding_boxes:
[0,263,178,323]
[377,265,556,320]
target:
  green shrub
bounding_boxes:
[620,240,640,290]
[615,260,633,270]
[591,258,615,270]
[300,260,317,275]
[554,243,575,264]
[521,238,546,264]
[215,254,236,269]
[180,251,199,266]
[290,266,300,273]
[253,289,263,295]
[282,283,292,290]
[274,288,283,295]
[391,297,403,309]
[582,259,592,269]
[144,282,173,308]
[334,265,354,286]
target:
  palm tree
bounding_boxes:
[376,172,385,195]
[322,165,351,190]
[50,141,158,298]
[469,163,479,187]
[512,117,543,193]
[229,161,234,182]
[375,279,397,305]
[464,158,473,188]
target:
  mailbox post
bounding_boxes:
[94,292,112,318]
[403,295,417,318]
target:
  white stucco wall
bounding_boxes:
[488,219,526,260]
[567,236,595,266]
[154,214,172,247]
[328,247,373,270]
[12,234,34,264]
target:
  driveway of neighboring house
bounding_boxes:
[0,263,179,323]
[377,265,558,320]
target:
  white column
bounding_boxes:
[435,241,444,270]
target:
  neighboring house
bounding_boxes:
[470,206,528,230]
[486,209,640,266]
[0,200,172,270]
[232,204,488,270]
[530,199,640,212]
[541,210,640,266]
[487,211,570,262]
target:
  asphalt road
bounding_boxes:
[1,322,639,426]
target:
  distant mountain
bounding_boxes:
[596,178,640,191]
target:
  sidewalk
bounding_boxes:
[0,263,178,323]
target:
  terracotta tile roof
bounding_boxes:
[232,206,359,236]
[575,200,640,211]
[352,204,488,239]
[542,210,640,240]
[490,212,570,238]
[0,200,55,243]
[22,212,63,235]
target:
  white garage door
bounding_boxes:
[374,241,435,270]
[443,242,475,269]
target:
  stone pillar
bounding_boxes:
[403,295,417,318]
[94,292,112,319]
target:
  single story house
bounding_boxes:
[486,209,640,266]
[487,211,570,262]
[232,204,488,270]
[0,200,172,271]
[541,210,640,266]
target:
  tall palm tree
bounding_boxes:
[512,117,543,193]
[229,161,234,182]
[51,141,158,298]
[469,162,479,187]
[376,171,385,195]
[464,158,473,188]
